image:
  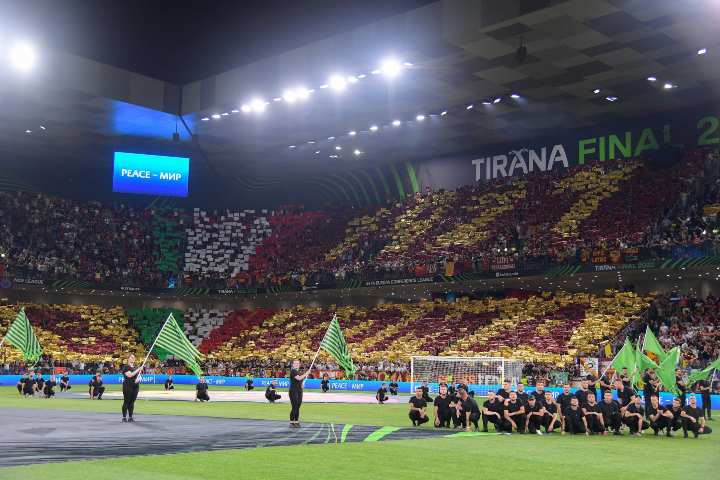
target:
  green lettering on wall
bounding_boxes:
[634,128,659,156]
[609,132,632,160]
[578,138,596,165]
[599,136,606,161]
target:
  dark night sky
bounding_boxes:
[3,0,436,84]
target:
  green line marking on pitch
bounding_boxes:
[341,424,353,443]
[363,426,401,442]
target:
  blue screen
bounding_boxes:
[112,152,189,197]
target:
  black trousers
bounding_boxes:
[289,389,303,422]
[16,384,22,394]
[197,391,210,401]
[501,414,526,433]
[122,382,139,418]
[623,416,649,434]
[602,412,622,432]
[321,384,329,392]
[683,419,712,436]
[650,416,671,433]
[564,415,586,434]
[585,414,604,433]
[458,412,480,430]
[527,414,544,433]
[436,411,453,428]
[483,412,502,431]
[409,411,430,426]
[60,383,71,391]
[376,393,388,404]
[701,395,712,419]
[542,414,561,432]
[389,387,398,395]
[43,387,55,398]
[92,386,106,399]
[265,392,281,403]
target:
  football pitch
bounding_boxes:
[0,385,717,480]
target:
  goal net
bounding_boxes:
[411,356,524,395]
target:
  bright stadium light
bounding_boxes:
[466,104,474,110]
[282,89,298,103]
[440,110,448,116]
[392,119,401,126]
[380,58,402,77]
[354,149,362,156]
[8,41,37,72]
[416,114,426,121]
[647,76,657,82]
[369,125,379,132]
[347,75,359,84]
[201,117,210,121]
[663,82,675,89]
[510,93,520,99]
[605,96,618,102]
[335,145,342,151]
[211,114,221,119]
[697,48,707,55]
[592,88,601,94]
[241,104,251,113]
[250,98,267,112]
[348,130,357,136]
[493,97,502,104]
[329,74,347,91]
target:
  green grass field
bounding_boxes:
[0,386,717,479]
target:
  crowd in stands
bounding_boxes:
[0,148,719,291]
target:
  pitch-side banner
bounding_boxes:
[415,107,720,190]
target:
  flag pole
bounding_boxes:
[140,313,173,369]
[304,314,334,386]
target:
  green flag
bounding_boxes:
[641,326,666,362]
[633,337,658,387]
[320,314,355,377]
[655,346,680,394]
[152,314,204,376]
[688,356,720,384]
[3,308,43,364]
[610,338,636,375]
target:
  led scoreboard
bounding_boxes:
[112,152,189,197]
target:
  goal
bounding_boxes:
[410,356,524,395]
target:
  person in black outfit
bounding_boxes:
[541,391,561,433]
[289,359,310,427]
[265,380,281,403]
[599,390,622,435]
[457,388,480,431]
[619,368,631,388]
[376,383,389,404]
[646,395,673,436]
[420,381,433,402]
[196,376,210,402]
[34,374,45,395]
[59,374,71,392]
[614,379,635,414]
[245,376,254,391]
[531,381,546,403]
[525,396,546,434]
[668,398,685,435]
[496,381,512,401]
[582,392,605,434]
[575,380,591,408]
[515,383,529,406]
[586,371,598,399]
[22,372,35,397]
[694,378,712,420]
[642,369,660,413]
[598,372,613,397]
[43,375,57,399]
[501,391,526,433]
[16,374,27,395]
[482,391,504,432]
[388,381,399,396]
[555,384,574,430]
[121,354,143,422]
[320,374,330,393]
[564,398,588,435]
[88,372,106,400]
[408,386,429,426]
[623,396,649,435]
[675,369,688,406]
[433,384,454,428]
[164,375,175,390]
[680,395,712,438]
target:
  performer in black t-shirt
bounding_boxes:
[164,375,175,390]
[245,376,254,391]
[586,372,598,398]
[667,398,684,435]
[376,383,389,404]
[623,396,648,435]
[582,392,605,434]
[598,372,613,397]
[642,369,660,411]
[502,391,526,433]
[680,395,712,438]
[541,391,561,433]
[16,374,27,395]
[525,395,546,434]
[496,381,511,401]
[34,374,45,395]
[646,395,673,436]
[694,378,712,420]
[598,390,622,435]
[59,374,71,392]
[564,398,588,435]
[408,386,429,426]
[619,368,631,388]
[433,384,454,428]
[420,381,432,402]
[531,381,546,403]
[289,359,310,427]
[388,381,399,396]
[196,376,210,402]
[43,375,57,398]
[320,374,330,393]
[88,372,106,400]
[265,380,281,403]
[614,379,635,413]
[516,383,529,406]
[22,372,35,396]
[121,354,144,422]
[575,380,591,408]
[555,384,574,430]
[457,388,480,431]
[675,369,688,406]
[482,391,504,432]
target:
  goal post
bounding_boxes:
[410,356,524,395]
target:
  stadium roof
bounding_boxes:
[1,0,719,206]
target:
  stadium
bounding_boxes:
[0,0,719,478]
